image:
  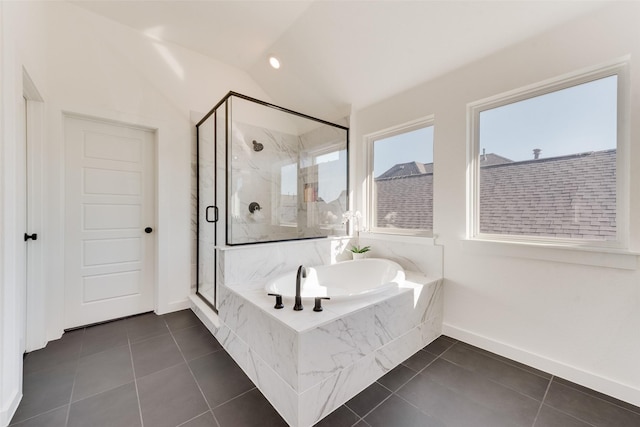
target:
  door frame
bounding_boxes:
[23,68,45,352]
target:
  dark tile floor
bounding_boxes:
[10,310,640,427]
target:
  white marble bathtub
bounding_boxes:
[210,259,443,427]
[265,258,405,299]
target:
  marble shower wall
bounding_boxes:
[229,122,301,244]
[191,98,349,298]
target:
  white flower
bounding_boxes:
[341,210,362,230]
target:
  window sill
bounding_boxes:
[360,231,436,246]
[461,238,639,270]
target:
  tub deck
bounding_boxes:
[209,270,443,427]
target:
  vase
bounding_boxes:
[351,252,366,260]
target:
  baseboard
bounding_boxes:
[442,323,640,407]
[157,298,191,315]
[0,389,21,427]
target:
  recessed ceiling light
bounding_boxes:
[269,56,281,69]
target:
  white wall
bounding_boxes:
[40,0,268,333]
[0,2,269,424]
[0,1,47,423]
[353,2,640,406]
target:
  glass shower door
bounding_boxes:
[196,111,218,310]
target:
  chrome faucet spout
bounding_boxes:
[294,265,306,311]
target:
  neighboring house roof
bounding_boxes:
[375,150,616,239]
[480,149,616,239]
[377,161,433,179]
[479,152,513,167]
[376,173,433,229]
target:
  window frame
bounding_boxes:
[467,58,630,249]
[364,116,435,237]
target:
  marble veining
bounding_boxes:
[226,121,347,245]
[213,253,443,427]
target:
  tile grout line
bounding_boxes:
[390,350,451,424]
[458,341,552,381]
[438,340,558,405]
[438,353,546,402]
[540,379,610,427]
[64,327,85,427]
[175,410,212,427]
[531,374,554,426]
[347,392,394,422]
[167,322,222,427]
[9,404,69,426]
[128,333,145,427]
[393,386,444,423]
[413,349,443,375]
[351,341,448,424]
[211,386,259,410]
[341,404,364,427]
[553,379,640,417]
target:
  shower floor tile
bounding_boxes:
[10,309,640,427]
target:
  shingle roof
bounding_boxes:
[480,152,513,167]
[377,161,433,179]
[375,149,616,239]
[479,149,616,239]
[376,173,433,229]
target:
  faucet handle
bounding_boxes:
[313,297,330,312]
[267,293,284,309]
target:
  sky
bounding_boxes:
[282,75,616,195]
[479,75,617,161]
[372,75,616,176]
[374,126,434,177]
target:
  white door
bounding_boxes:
[64,115,155,328]
[23,69,46,351]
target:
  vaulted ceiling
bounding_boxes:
[69,0,608,120]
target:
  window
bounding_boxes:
[468,60,628,247]
[366,117,434,235]
[277,162,298,225]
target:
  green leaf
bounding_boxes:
[350,245,371,253]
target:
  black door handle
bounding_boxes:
[24,233,38,241]
[205,206,218,223]
[144,227,153,234]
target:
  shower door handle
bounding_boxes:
[205,206,218,223]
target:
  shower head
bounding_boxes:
[252,140,264,152]
[249,202,261,214]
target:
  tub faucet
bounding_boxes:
[294,265,306,311]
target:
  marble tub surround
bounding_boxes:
[266,258,405,299]
[358,234,444,278]
[217,237,351,287]
[215,265,443,427]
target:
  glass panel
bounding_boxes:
[372,126,434,231]
[478,75,617,240]
[197,112,216,308]
[227,95,348,245]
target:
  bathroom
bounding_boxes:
[2,1,640,427]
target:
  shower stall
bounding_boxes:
[196,92,349,310]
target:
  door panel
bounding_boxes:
[83,238,141,266]
[83,168,142,195]
[83,271,141,302]
[83,204,141,229]
[64,115,155,328]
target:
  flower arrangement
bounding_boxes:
[341,210,362,233]
[342,210,371,257]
